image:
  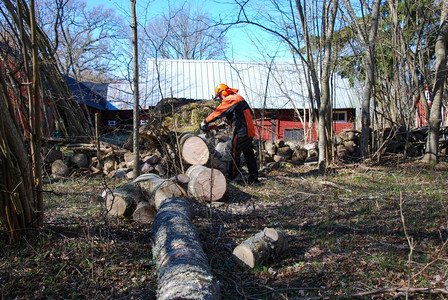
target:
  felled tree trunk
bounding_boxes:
[179,132,210,165]
[186,165,226,202]
[135,173,186,209]
[233,227,288,268]
[151,197,219,300]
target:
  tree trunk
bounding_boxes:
[180,132,210,165]
[151,196,219,300]
[131,0,140,180]
[423,3,448,163]
[186,165,226,202]
[232,227,288,268]
[135,173,186,209]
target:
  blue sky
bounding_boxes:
[86,0,292,61]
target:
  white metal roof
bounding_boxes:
[145,58,360,110]
[107,59,361,110]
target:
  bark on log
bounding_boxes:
[104,183,143,218]
[233,227,288,268]
[186,165,226,202]
[151,197,219,300]
[134,173,186,210]
[180,132,210,165]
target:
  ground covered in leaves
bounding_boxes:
[1,157,448,299]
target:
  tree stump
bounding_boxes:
[185,165,226,202]
[233,227,288,268]
[179,132,210,165]
[151,197,219,300]
[134,173,186,210]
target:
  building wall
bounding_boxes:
[254,108,355,143]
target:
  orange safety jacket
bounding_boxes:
[205,93,255,138]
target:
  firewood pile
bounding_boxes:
[334,129,360,162]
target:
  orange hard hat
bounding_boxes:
[214,83,238,98]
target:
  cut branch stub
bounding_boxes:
[180,132,210,165]
[151,197,219,300]
[233,227,288,268]
[186,165,226,202]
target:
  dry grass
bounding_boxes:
[1,157,448,299]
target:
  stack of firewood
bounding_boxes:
[334,129,360,161]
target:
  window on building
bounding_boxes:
[284,129,304,143]
[108,120,116,126]
[333,111,347,122]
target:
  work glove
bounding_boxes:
[200,120,207,131]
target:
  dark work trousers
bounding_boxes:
[228,134,258,181]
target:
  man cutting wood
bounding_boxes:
[201,83,259,184]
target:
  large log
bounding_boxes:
[179,132,210,165]
[134,173,186,210]
[233,227,288,268]
[185,165,226,202]
[151,197,219,300]
[103,183,143,218]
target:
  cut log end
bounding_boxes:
[132,202,156,224]
[181,135,210,165]
[186,165,227,202]
[105,195,127,217]
[233,245,256,268]
[232,227,288,269]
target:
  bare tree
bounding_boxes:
[131,0,140,179]
[424,1,448,163]
[143,2,227,60]
[340,0,381,158]
[36,0,126,82]
[227,0,340,172]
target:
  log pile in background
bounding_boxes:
[151,197,219,300]
[334,129,360,162]
[233,227,288,269]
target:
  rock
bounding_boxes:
[265,142,277,156]
[45,149,63,164]
[292,148,307,163]
[154,164,167,176]
[215,141,232,161]
[103,158,116,174]
[115,168,129,179]
[277,146,293,160]
[275,140,285,148]
[51,160,68,177]
[71,152,89,168]
[304,142,317,151]
[144,154,159,165]
[124,152,140,169]
[273,155,285,163]
[141,162,154,174]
